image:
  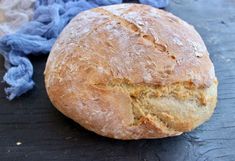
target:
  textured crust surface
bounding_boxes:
[44,4,218,139]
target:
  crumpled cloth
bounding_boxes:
[139,0,169,8]
[0,0,35,36]
[0,0,169,100]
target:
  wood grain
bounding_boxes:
[0,0,235,160]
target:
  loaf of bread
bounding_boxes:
[44,4,218,139]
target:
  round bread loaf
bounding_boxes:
[44,4,218,139]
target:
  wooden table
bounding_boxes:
[0,0,235,160]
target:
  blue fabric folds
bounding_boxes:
[139,0,169,8]
[0,0,169,100]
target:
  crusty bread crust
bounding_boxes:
[44,4,218,139]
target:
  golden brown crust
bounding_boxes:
[44,4,218,139]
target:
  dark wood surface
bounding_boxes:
[0,0,235,160]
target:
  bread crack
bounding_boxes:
[92,8,168,53]
[97,80,208,130]
[128,87,180,132]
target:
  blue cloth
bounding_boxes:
[139,0,169,8]
[0,0,169,100]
